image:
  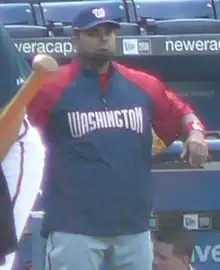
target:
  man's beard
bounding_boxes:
[78,50,116,69]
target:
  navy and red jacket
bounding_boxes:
[28,60,193,237]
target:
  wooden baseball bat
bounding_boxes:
[0,54,58,131]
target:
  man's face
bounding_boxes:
[153,241,188,270]
[74,24,116,61]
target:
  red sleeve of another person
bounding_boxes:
[28,62,79,133]
[114,63,195,146]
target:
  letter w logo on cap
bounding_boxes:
[92,8,106,19]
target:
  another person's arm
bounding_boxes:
[0,109,25,161]
[0,24,30,160]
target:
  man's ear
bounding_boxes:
[73,29,80,38]
[72,30,79,52]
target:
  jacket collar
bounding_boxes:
[71,59,115,78]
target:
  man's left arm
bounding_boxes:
[150,80,208,167]
[114,63,208,165]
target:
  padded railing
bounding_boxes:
[153,138,220,164]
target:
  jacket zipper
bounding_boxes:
[101,95,108,110]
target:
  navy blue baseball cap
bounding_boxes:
[72,6,121,31]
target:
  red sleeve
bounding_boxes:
[28,61,79,132]
[114,63,194,146]
[153,85,194,144]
